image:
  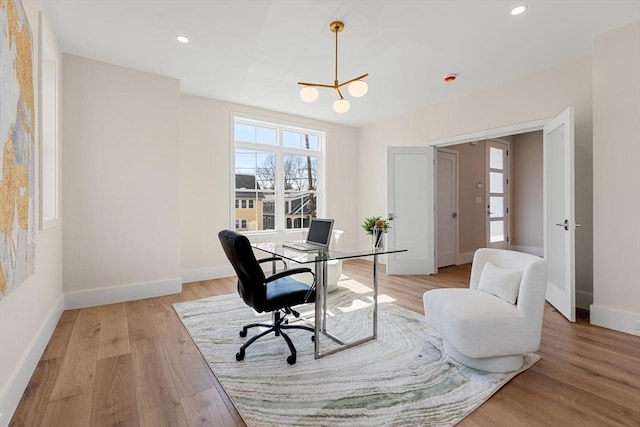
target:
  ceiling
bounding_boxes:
[40,0,640,128]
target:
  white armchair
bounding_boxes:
[423,248,547,372]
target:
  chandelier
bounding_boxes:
[297,21,369,113]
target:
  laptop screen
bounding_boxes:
[306,218,334,246]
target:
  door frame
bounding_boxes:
[429,116,580,318]
[436,148,459,269]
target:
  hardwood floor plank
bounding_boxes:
[48,306,101,401]
[41,310,80,361]
[91,353,139,426]
[126,299,159,342]
[9,358,61,427]
[97,303,131,360]
[130,336,188,426]
[181,387,242,427]
[153,308,216,397]
[40,392,93,427]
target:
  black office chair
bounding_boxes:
[218,230,316,365]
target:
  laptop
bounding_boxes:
[283,218,334,251]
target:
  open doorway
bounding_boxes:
[435,131,543,267]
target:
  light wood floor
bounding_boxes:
[10,260,640,426]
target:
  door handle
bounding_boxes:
[555,219,569,231]
[388,213,398,221]
[452,212,457,219]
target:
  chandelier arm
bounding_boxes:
[336,73,370,88]
[297,81,336,89]
[336,87,345,99]
[334,23,339,83]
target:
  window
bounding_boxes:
[39,13,60,229]
[232,116,325,233]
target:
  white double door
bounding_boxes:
[386,108,576,322]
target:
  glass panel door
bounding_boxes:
[487,140,509,249]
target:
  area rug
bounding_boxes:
[173,288,538,426]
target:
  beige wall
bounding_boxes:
[61,55,181,295]
[179,95,360,281]
[453,142,486,255]
[512,131,543,252]
[359,56,594,304]
[591,21,640,333]
[0,0,64,420]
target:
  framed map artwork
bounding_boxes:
[0,0,35,299]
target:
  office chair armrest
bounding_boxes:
[258,256,288,270]
[264,267,314,283]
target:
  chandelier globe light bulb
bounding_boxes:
[333,98,350,113]
[300,86,319,103]
[348,80,368,98]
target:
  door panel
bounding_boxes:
[486,140,509,249]
[544,108,576,322]
[437,150,457,268]
[386,146,435,275]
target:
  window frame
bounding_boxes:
[38,12,61,230]
[230,114,327,235]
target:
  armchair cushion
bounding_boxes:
[477,262,523,304]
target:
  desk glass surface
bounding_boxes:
[250,242,406,263]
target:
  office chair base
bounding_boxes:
[236,310,314,364]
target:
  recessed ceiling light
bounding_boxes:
[177,36,189,44]
[510,5,527,16]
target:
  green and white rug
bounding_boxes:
[173,287,538,426]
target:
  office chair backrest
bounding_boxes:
[218,230,267,311]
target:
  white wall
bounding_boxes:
[0,0,64,424]
[179,94,360,282]
[61,55,182,307]
[591,21,640,335]
[359,57,594,307]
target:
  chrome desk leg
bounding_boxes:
[373,252,378,338]
[314,258,325,358]
[314,253,379,359]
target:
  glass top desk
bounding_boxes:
[251,241,407,359]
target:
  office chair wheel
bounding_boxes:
[239,328,247,337]
[236,350,245,361]
[287,354,296,365]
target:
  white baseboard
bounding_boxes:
[0,295,64,427]
[590,304,640,336]
[510,245,544,257]
[575,290,593,310]
[456,252,474,265]
[181,266,235,284]
[65,277,182,310]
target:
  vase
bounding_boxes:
[372,226,384,249]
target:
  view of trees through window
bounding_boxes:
[233,118,323,232]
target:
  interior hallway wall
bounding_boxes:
[511,131,543,257]
[454,142,486,261]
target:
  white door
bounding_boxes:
[386,146,435,275]
[486,140,510,249]
[437,149,457,268]
[544,108,576,322]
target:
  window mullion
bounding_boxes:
[275,138,285,232]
